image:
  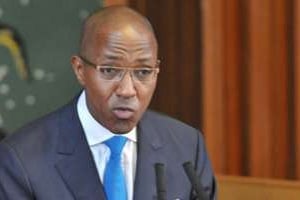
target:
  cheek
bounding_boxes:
[93,86,114,107]
[84,77,115,110]
[139,81,157,106]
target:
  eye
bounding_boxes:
[134,68,154,80]
[136,68,152,75]
[100,67,116,74]
[98,66,121,79]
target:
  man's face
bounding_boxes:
[72,26,158,133]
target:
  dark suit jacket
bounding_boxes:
[0,98,216,200]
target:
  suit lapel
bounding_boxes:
[134,111,166,200]
[55,100,106,200]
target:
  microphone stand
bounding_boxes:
[155,163,167,200]
[183,161,209,200]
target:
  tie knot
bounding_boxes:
[104,136,127,156]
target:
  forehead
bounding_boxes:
[91,26,157,60]
[102,26,156,53]
[107,27,154,49]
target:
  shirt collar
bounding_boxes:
[77,91,137,147]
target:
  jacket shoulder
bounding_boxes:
[1,101,75,149]
[142,110,202,137]
[143,110,199,130]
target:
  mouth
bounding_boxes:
[112,107,135,120]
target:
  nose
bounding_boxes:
[115,71,137,98]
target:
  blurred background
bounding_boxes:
[1,0,300,188]
[0,0,99,131]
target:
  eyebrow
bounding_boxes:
[103,53,154,63]
[136,57,153,62]
[104,54,122,60]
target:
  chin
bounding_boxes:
[110,120,136,134]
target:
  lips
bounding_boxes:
[112,107,135,119]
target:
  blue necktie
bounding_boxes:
[104,136,127,200]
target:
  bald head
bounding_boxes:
[71,6,159,133]
[79,6,157,57]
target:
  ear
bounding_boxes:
[71,55,86,86]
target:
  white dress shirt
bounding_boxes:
[77,91,137,200]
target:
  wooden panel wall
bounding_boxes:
[247,0,290,178]
[202,0,292,179]
[295,0,300,179]
[202,0,244,175]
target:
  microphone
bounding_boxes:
[155,163,167,200]
[183,161,209,200]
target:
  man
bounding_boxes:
[0,6,216,200]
